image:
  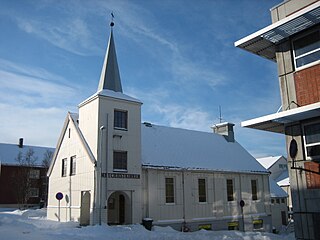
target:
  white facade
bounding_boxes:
[47,26,272,232]
[142,168,271,231]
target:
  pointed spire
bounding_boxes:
[97,17,122,93]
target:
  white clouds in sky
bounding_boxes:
[0,0,285,156]
[0,59,79,146]
[11,13,101,56]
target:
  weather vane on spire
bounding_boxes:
[110,12,115,27]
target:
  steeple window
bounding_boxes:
[113,151,127,171]
[114,110,128,130]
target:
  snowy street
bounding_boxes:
[0,209,295,240]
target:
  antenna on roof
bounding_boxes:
[219,105,223,123]
[110,12,115,27]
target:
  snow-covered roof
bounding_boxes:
[0,143,54,166]
[275,170,289,183]
[277,177,290,187]
[79,89,142,107]
[269,178,288,198]
[141,124,268,174]
[256,156,283,169]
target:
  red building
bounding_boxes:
[0,139,54,208]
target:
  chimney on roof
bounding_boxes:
[18,138,23,148]
[211,122,235,142]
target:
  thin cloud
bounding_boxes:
[0,60,79,146]
[0,103,66,147]
[0,58,65,83]
[10,10,101,56]
[127,87,214,132]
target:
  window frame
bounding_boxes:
[303,121,320,161]
[114,109,128,130]
[198,178,207,203]
[113,151,128,171]
[292,28,320,71]
[29,188,39,198]
[29,169,40,179]
[70,155,76,176]
[62,158,67,177]
[165,177,175,204]
[251,179,258,201]
[226,179,234,202]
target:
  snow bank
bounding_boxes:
[0,209,295,240]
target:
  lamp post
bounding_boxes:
[99,125,105,225]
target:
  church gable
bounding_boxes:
[48,113,96,178]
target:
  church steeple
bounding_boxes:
[97,19,123,93]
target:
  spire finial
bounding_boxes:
[110,12,115,27]
[97,12,122,93]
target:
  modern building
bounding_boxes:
[47,23,273,232]
[257,156,290,231]
[0,139,54,208]
[235,0,320,239]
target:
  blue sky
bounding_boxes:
[0,0,286,157]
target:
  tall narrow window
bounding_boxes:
[251,179,258,200]
[165,177,174,203]
[114,110,128,130]
[113,151,127,171]
[70,156,76,175]
[198,178,207,202]
[62,158,67,177]
[227,179,234,201]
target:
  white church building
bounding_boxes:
[47,23,273,232]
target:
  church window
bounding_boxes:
[227,179,234,201]
[251,179,258,200]
[114,110,128,130]
[70,156,76,175]
[62,158,67,177]
[113,151,127,171]
[198,178,207,202]
[165,177,175,203]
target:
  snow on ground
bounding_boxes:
[0,209,295,240]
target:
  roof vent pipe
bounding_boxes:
[18,138,24,148]
[211,122,235,142]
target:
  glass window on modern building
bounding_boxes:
[293,30,320,69]
[303,122,320,160]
